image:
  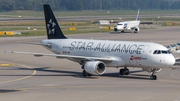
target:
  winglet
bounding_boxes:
[4,49,7,55]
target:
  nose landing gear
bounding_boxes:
[150,72,157,80]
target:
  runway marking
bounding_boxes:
[0,61,36,85]
[170,71,179,78]
[0,64,16,66]
[159,79,180,83]
[19,84,180,90]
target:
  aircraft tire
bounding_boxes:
[150,75,157,80]
[119,69,125,75]
[82,70,88,77]
[124,69,129,75]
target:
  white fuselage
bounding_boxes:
[41,39,175,69]
[115,20,140,31]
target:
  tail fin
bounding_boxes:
[136,9,140,21]
[43,4,66,39]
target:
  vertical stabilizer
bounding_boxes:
[136,9,140,21]
[43,4,66,39]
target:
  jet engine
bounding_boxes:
[142,68,162,73]
[114,27,118,31]
[134,27,140,33]
[84,61,106,75]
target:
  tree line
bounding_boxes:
[0,0,180,11]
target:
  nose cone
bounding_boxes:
[166,55,175,66]
[117,25,123,30]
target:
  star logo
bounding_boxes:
[47,19,56,35]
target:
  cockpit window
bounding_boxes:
[153,50,157,54]
[153,50,171,54]
[167,50,171,54]
[162,51,168,54]
[157,50,161,54]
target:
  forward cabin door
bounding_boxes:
[141,45,150,60]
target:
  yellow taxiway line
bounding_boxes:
[0,64,16,66]
[0,61,36,85]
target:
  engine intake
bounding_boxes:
[84,61,106,75]
[134,27,139,33]
[114,28,118,31]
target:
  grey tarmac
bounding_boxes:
[0,26,180,101]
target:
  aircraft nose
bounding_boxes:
[117,25,123,29]
[166,55,175,66]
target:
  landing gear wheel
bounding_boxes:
[150,75,157,80]
[120,69,125,75]
[153,75,157,80]
[124,69,129,75]
[82,70,92,77]
[82,70,88,77]
[121,30,124,33]
[119,68,129,75]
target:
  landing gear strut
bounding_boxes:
[119,67,129,75]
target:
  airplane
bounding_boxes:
[4,4,175,80]
[114,9,140,33]
[167,43,180,53]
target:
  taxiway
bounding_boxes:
[0,26,180,101]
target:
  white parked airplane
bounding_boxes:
[167,43,180,53]
[114,9,140,33]
[4,5,175,80]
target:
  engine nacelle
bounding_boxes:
[142,68,162,73]
[134,27,140,33]
[84,61,106,75]
[114,27,118,31]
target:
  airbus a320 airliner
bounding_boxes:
[4,4,175,80]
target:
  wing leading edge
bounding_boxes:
[4,50,113,62]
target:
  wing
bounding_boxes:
[4,49,113,62]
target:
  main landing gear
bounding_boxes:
[121,30,124,33]
[119,67,129,75]
[82,70,92,77]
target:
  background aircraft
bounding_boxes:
[114,9,140,33]
[167,43,180,53]
[4,5,175,80]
